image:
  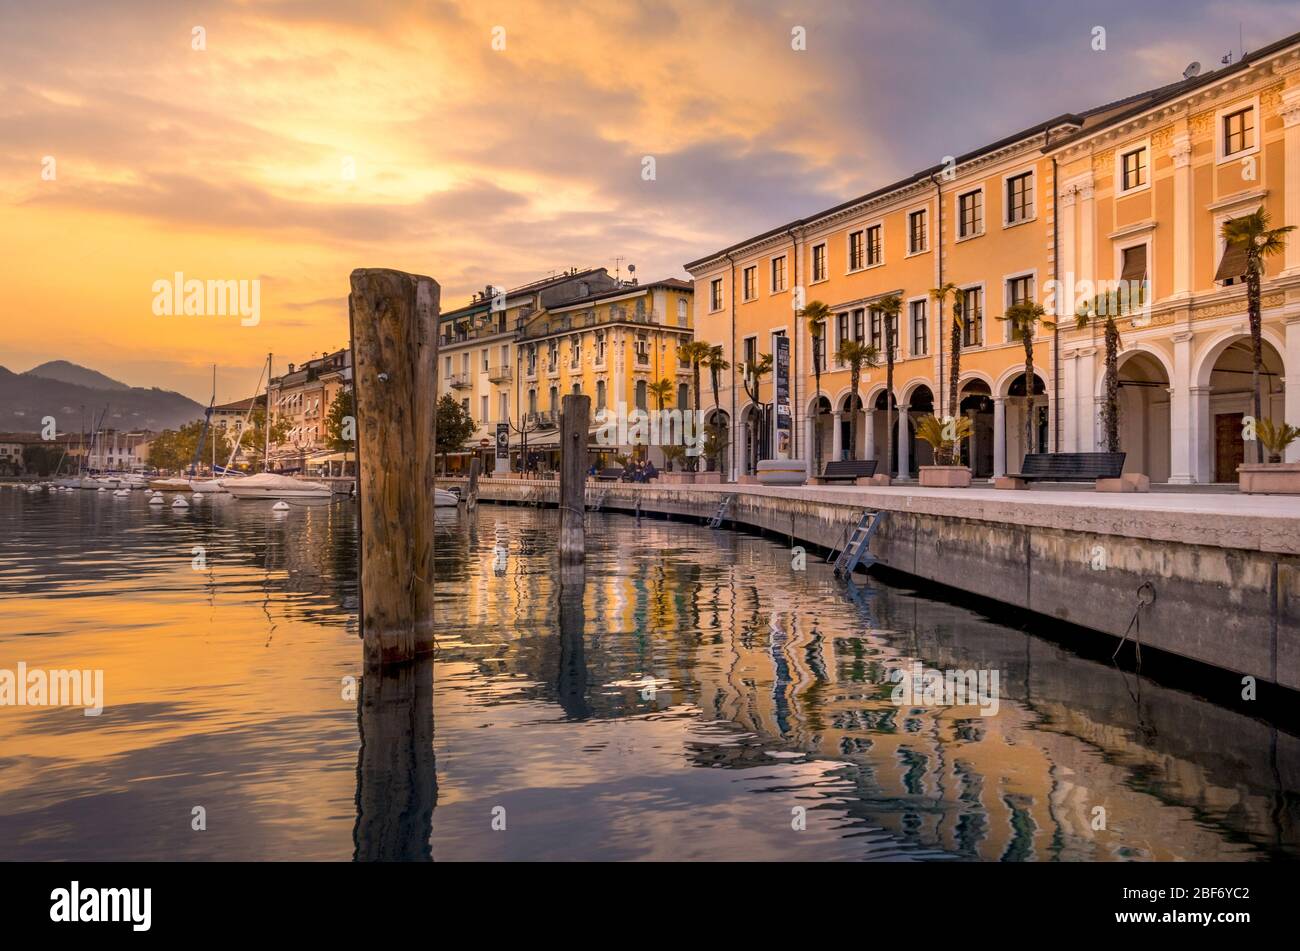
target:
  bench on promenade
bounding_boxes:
[816,459,878,484]
[998,452,1126,490]
[594,467,624,481]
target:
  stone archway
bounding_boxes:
[1197,336,1286,480]
[999,372,1048,476]
[705,408,730,475]
[1113,351,1171,482]
[806,395,833,475]
[958,379,995,478]
[904,384,935,476]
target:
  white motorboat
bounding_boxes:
[224,472,333,500]
[434,488,459,508]
[190,472,242,494]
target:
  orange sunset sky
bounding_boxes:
[4,0,1299,403]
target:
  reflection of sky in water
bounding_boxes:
[0,488,1295,860]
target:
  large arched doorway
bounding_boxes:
[905,385,935,476]
[838,392,866,461]
[958,380,995,478]
[806,396,833,474]
[1115,351,1171,482]
[1003,372,1048,472]
[705,408,730,475]
[1202,337,1286,481]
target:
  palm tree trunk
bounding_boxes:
[1023,333,1035,456]
[1104,318,1120,453]
[1248,258,1264,464]
[813,360,823,474]
[885,322,895,477]
[848,370,859,458]
[948,316,962,424]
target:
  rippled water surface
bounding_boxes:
[0,487,1296,860]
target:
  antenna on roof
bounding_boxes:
[613,256,625,283]
[1182,61,1201,80]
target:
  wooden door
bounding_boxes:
[1214,413,1244,483]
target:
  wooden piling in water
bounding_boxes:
[348,268,439,667]
[466,456,480,513]
[558,393,590,563]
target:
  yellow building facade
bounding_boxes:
[687,29,1300,484]
[435,270,695,471]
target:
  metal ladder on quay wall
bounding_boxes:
[707,494,734,529]
[831,509,886,577]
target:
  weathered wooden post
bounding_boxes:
[558,393,590,563]
[348,268,439,667]
[465,456,480,513]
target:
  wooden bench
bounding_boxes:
[594,467,623,481]
[818,459,878,484]
[999,452,1126,489]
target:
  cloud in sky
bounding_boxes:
[1,0,1297,402]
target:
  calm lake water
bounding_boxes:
[0,486,1296,861]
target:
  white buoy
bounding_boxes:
[191,492,204,501]
[172,497,189,508]
[149,495,165,505]
[97,487,107,493]
[272,501,290,511]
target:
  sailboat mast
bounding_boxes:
[264,353,272,474]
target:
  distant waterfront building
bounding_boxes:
[267,349,351,469]
[686,29,1300,484]
[434,268,618,470]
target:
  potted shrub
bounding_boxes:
[915,414,974,488]
[693,424,727,484]
[1239,418,1300,494]
[657,445,692,483]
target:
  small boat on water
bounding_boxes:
[434,488,459,508]
[149,477,193,492]
[224,472,332,500]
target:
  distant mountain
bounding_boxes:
[0,363,205,433]
[25,360,130,391]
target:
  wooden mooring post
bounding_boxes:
[465,456,480,513]
[558,393,590,563]
[348,268,439,667]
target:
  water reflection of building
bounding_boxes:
[436,507,1297,861]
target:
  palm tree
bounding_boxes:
[1075,290,1132,453]
[679,341,713,470]
[741,353,772,470]
[646,377,673,412]
[997,301,1054,458]
[875,295,903,476]
[834,339,880,460]
[930,283,964,420]
[703,344,731,474]
[803,300,833,474]
[1221,210,1294,462]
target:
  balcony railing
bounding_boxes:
[487,365,513,383]
[524,411,558,429]
[448,373,472,389]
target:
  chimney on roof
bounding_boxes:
[287,363,295,373]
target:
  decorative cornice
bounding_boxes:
[1205,187,1268,212]
[1108,219,1157,240]
[1170,132,1193,167]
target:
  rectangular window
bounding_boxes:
[866,225,882,265]
[743,265,757,301]
[910,300,927,356]
[771,255,787,292]
[958,190,983,238]
[481,349,489,372]
[853,308,865,343]
[908,209,927,253]
[743,335,757,370]
[961,288,983,348]
[836,313,849,356]
[1007,276,1033,340]
[1121,147,1147,191]
[1006,172,1033,224]
[870,308,898,358]
[848,231,865,270]
[677,298,688,326]
[481,394,489,423]
[710,278,723,311]
[1223,107,1254,156]
[812,243,827,282]
[811,320,827,369]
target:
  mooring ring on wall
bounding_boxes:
[1136,581,1156,607]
